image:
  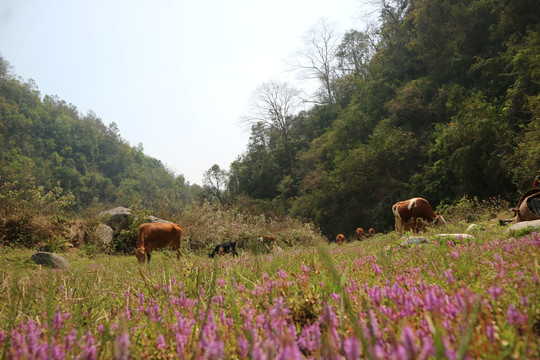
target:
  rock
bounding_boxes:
[508,219,540,233]
[31,252,70,269]
[147,216,174,224]
[99,207,131,231]
[96,223,114,245]
[436,234,475,241]
[466,224,485,233]
[400,236,428,247]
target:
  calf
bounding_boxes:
[336,234,345,245]
[368,228,376,237]
[392,197,446,234]
[209,241,239,258]
[356,227,365,241]
[133,222,182,264]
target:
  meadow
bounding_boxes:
[0,219,539,359]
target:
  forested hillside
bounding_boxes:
[0,59,197,216]
[226,0,540,236]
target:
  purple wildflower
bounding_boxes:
[156,333,167,350]
[486,285,503,301]
[298,322,321,352]
[401,325,419,358]
[343,336,360,360]
[113,332,130,360]
[507,304,528,326]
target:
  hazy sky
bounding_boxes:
[0,0,374,184]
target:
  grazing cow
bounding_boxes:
[258,235,277,243]
[336,234,345,245]
[368,228,376,237]
[258,236,283,253]
[209,241,239,258]
[392,197,446,234]
[356,227,365,241]
[133,223,182,264]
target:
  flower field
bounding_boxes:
[0,231,539,359]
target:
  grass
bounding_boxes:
[0,220,539,359]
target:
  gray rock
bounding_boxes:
[96,223,114,245]
[508,219,540,233]
[400,236,428,247]
[99,207,131,231]
[31,252,69,269]
[147,216,174,224]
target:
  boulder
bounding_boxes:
[96,223,114,245]
[147,216,174,224]
[31,252,70,269]
[508,219,540,233]
[99,207,131,231]
[400,236,428,247]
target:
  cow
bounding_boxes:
[133,222,182,264]
[392,197,446,234]
[209,241,239,258]
[336,234,345,245]
[258,235,277,243]
[258,236,284,253]
[356,227,365,241]
[368,228,376,237]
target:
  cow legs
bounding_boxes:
[146,251,152,263]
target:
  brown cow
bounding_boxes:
[336,234,345,245]
[356,227,365,241]
[133,223,182,264]
[368,228,376,237]
[392,197,446,234]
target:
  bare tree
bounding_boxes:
[242,80,303,136]
[287,18,341,104]
[241,80,304,171]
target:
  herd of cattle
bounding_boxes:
[133,197,445,263]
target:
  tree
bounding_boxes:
[288,18,341,104]
[336,29,375,79]
[242,80,303,172]
[203,164,228,204]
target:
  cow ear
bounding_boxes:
[129,251,135,255]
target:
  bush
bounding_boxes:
[437,196,510,222]
[0,177,74,249]
[179,201,325,255]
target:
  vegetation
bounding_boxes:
[1,1,540,357]
[0,225,538,358]
[226,0,540,237]
[0,60,198,215]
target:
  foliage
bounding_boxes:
[0,63,197,215]
[178,201,325,256]
[227,0,540,236]
[0,177,74,250]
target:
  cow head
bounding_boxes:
[434,215,446,226]
[134,247,147,264]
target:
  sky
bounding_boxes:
[0,0,375,184]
